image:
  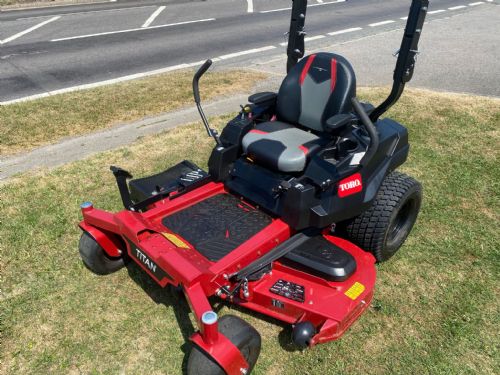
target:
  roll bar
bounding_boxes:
[370,0,429,122]
[286,0,308,73]
[286,0,428,121]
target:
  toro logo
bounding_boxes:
[338,173,363,198]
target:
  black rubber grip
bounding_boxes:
[193,59,212,104]
[351,97,380,167]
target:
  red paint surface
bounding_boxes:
[330,58,338,92]
[249,129,268,135]
[300,54,316,85]
[80,179,377,369]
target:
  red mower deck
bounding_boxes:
[80,182,376,373]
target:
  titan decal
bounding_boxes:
[125,238,173,281]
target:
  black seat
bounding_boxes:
[242,52,356,173]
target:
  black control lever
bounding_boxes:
[192,59,223,146]
[351,97,380,167]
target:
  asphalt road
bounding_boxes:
[0,0,496,103]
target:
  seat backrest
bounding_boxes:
[276,52,356,132]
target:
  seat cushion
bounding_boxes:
[241,121,322,173]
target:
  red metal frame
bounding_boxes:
[80,182,376,374]
[185,283,249,373]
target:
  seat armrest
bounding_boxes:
[325,114,354,132]
[248,92,277,106]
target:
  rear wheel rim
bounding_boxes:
[387,196,418,250]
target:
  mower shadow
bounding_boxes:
[124,262,196,374]
[124,261,300,367]
[216,300,299,353]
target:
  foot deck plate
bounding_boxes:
[162,194,272,261]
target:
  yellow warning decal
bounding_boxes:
[162,233,190,249]
[345,282,365,300]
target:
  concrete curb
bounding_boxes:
[0,0,182,11]
[0,93,247,182]
[1,0,108,11]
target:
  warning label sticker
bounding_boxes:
[162,232,190,249]
[345,282,365,300]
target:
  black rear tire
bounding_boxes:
[343,171,422,262]
[79,232,125,275]
[187,315,261,375]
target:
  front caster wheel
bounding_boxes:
[79,232,125,275]
[342,171,422,262]
[292,321,316,349]
[187,315,261,375]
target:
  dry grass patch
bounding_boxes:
[1,88,499,374]
[0,69,266,155]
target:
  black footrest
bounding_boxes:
[129,160,208,203]
[281,236,356,282]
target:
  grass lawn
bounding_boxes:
[0,69,266,155]
[1,88,499,374]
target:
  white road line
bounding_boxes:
[449,5,467,10]
[51,18,215,42]
[280,35,325,46]
[328,27,363,36]
[469,2,484,5]
[260,0,345,14]
[400,16,408,20]
[0,16,60,45]
[0,63,189,105]
[247,0,254,13]
[260,6,292,13]
[308,0,346,8]
[305,35,326,42]
[368,20,395,27]
[186,58,221,67]
[16,5,156,21]
[142,6,166,28]
[428,9,446,14]
[0,46,278,105]
[218,45,276,60]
